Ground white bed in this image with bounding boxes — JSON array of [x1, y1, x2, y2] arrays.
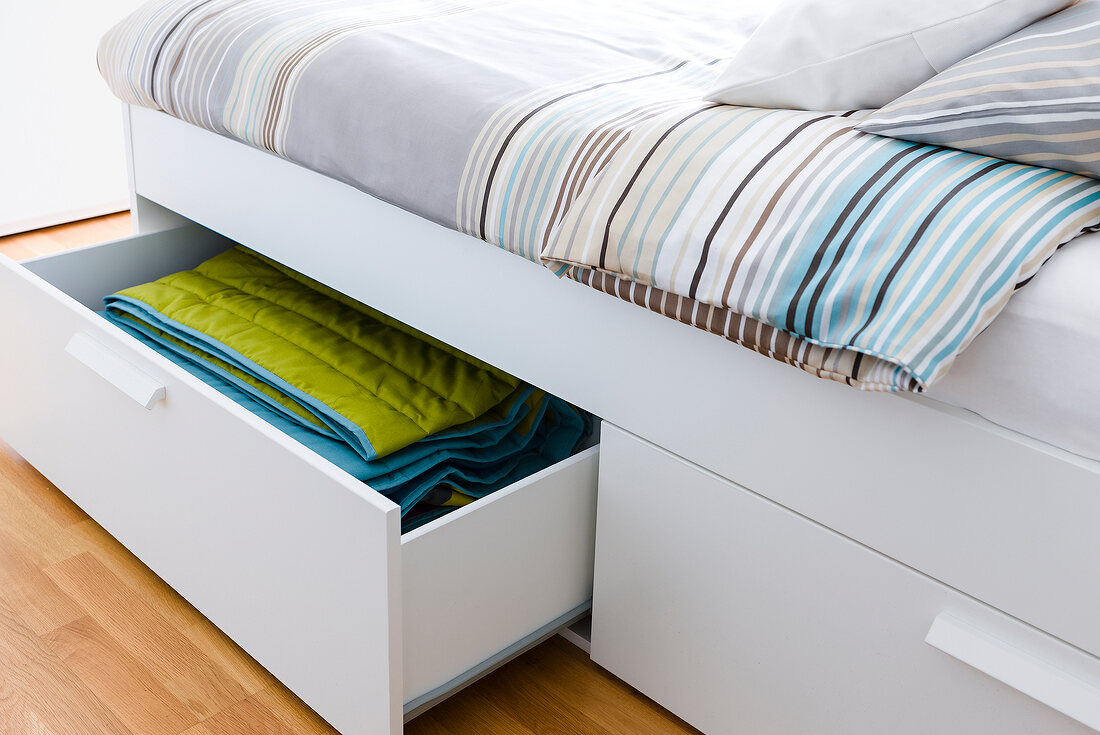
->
[[115, 106, 1100, 733], [26, 0, 1097, 731], [3, 86, 1100, 735]]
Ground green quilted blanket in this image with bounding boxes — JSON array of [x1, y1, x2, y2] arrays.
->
[[105, 246, 521, 461]]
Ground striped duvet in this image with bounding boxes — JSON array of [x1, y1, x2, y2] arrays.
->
[[99, 0, 1100, 392]]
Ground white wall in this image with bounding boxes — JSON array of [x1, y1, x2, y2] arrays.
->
[[0, 0, 145, 236]]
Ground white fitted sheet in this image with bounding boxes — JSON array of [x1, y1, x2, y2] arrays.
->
[[929, 230, 1100, 462]]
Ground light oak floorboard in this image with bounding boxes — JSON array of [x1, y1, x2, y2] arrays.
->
[[0, 594, 135, 735], [0, 214, 700, 734], [41, 616, 200, 734], [0, 212, 131, 261]]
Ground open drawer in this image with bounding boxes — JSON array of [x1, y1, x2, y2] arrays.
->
[[0, 225, 599, 735]]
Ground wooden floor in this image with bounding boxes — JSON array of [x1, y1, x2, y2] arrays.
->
[[0, 212, 132, 261], [0, 215, 700, 735]]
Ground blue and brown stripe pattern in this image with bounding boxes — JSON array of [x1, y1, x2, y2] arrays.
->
[[457, 56, 725, 261], [536, 107, 1100, 390], [565, 264, 922, 391]]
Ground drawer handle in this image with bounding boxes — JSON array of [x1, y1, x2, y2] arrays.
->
[[65, 332, 166, 410], [926, 614, 1100, 731]]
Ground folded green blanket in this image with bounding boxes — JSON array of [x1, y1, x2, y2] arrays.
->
[[105, 246, 521, 460], [103, 246, 588, 531]]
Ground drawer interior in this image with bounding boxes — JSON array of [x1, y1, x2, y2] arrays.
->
[[22, 224, 234, 311]]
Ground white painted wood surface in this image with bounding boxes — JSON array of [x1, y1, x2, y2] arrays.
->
[[592, 423, 1100, 735], [64, 332, 166, 409], [926, 614, 1100, 732], [0, 230, 402, 735], [0, 226, 602, 734], [402, 447, 598, 703], [125, 105, 1100, 661], [19, 224, 228, 309], [0, 2, 134, 235], [122, 107, 195, 236]]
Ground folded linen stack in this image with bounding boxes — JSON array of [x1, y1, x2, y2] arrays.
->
[[102, 246, 589, 531]]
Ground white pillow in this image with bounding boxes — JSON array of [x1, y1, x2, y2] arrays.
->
[[705, 0, 1073, 111]]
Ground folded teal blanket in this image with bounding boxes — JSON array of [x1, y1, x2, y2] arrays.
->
[[103, 247, 588, 531]]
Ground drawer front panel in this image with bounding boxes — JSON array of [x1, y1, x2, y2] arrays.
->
[[402, 446, 598, 705], [0, 235, 402, 735], [592, 424, 1100, 735]]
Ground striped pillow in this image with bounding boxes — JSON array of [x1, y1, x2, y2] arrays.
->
[[858, 0, 1100, 180]]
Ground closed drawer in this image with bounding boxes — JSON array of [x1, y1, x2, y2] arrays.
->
[[0, 226, 598, 735], [592, 424, 1100, 735]]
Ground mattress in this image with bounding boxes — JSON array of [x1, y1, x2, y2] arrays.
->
[[930, 230, 1100, 462]]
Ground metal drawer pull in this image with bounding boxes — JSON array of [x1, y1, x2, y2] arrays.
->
[[65, 332, 166, 410], [926, 614, 1100, 731]]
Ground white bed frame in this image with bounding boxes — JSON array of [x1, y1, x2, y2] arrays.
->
[[36, 104, 1100, 732]]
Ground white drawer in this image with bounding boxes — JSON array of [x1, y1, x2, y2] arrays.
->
[[0, 226, 598, 735], [592, 424, 1100, 735]]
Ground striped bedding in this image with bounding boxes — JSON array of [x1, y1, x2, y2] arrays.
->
[[539, 109, 1100, 389], [99, 0, 1100, 392]]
